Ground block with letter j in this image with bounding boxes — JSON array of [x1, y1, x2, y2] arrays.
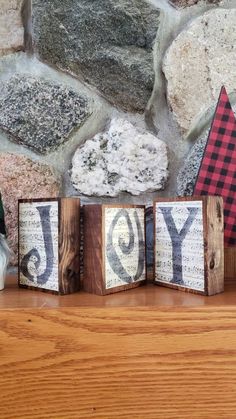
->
[[154, 196, 224, 295], [18, 198, 80, 295]]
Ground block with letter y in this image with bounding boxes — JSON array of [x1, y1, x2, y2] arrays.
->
[[154, 196, 224, 295]]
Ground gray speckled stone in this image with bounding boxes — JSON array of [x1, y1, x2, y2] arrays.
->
[[32, 0, 160, 112], [0, 75, 90, 154], [177, 131, 208, 196]]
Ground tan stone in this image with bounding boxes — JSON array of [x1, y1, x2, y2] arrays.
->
[[0, 153, 60, 262], [169, 0, 219, 8], [0, 0, 24, 55], [163, 8, 236, 133]]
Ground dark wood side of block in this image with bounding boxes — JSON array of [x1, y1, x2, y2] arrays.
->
[[58, 198, 80, 295], [225, 248, 236, 280], [83, 205, 104, 295], [18, 199, 21, 289], [101, 204, 147, 295], [205, 196, 224, 296]]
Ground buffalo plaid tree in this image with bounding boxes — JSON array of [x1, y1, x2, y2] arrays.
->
[[194, 86, 236, 246]]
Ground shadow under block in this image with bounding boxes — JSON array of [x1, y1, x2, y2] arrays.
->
[[83, 204, 146, 295], [154, 196, 224, 295], [18, 198, 80, 295]]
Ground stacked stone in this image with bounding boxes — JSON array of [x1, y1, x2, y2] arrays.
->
[[0, 0, 235, 259]]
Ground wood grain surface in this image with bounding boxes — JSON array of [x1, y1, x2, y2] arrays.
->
[[0, 306, 236, 418], [225, 247, 236, 279], [1, 275, 236, 309], [59, 198, 80, 294], [83, 205, 103, 295], [206, 196, 224, 295]]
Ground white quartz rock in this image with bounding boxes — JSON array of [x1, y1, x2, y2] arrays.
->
[[71, 118, 169, 197]]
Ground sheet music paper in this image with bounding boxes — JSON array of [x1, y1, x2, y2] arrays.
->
[[155, 201, 205, 291], [19, 201, 59, 291], [104, 207, 146, 290]]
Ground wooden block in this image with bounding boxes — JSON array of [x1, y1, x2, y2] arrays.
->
[[154, 196, 224, 295], [224, 248, 236, 280], [18, 198, 80, 295], [83, 204, 146, 295]]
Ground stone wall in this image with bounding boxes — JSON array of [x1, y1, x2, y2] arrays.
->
[[0, 0, 235, 257]]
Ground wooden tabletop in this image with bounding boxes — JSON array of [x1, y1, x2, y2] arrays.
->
[[1, 276, 236, 418], [1, 275, 236, 309]]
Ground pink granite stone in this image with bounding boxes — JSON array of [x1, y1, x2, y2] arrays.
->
[[0, 0, 24, 56], [0, 153, 60, 263]]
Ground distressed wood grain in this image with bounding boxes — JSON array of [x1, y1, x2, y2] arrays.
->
[[83, 204, 103, 295], [225, 248, 236, 279], [59, 198, 80, 294], [206, 196, 224, 295], [0, 306, 236, 418]]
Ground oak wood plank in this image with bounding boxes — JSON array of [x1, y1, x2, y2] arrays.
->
[[0, 306, 236, 418]]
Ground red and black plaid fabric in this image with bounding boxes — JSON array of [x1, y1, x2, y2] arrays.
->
[[194, 86, 236, 247]]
